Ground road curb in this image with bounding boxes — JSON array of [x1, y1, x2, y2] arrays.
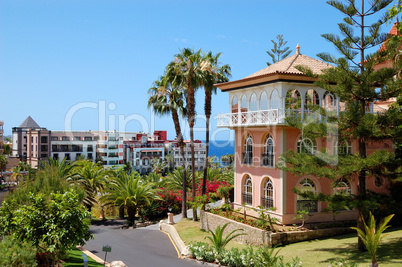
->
[[159, 222, 191, 258], [76, 245, 111, 266]]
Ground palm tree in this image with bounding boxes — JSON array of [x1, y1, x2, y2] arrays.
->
[[39, 157, 73, 180], [351, 212, 394, 267], [165, 154, 175, 171], [205, 223, 246, 252], [101, 172, 160, 226], [70, 160, 109, 211], [167, 48, 205, 221], [164, 166, 192, 191], [200, 51, 231, 196], [148, 75, 188, 218], [11, 166, 23, 185]]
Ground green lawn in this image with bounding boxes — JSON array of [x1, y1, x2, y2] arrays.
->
[[175, 220, 402, 266], [63, 248, 103, 267]]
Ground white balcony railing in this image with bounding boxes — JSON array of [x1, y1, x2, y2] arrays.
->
[[217, 109, 279, 127]]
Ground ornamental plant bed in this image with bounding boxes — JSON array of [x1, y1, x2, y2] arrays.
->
[[208, 207, 295, 232], [208, 207, 355, 233]]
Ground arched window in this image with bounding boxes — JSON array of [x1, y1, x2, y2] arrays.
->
[[334, 179, 352, 210], [259, 91, 268, 110], [241, 94, 248, 123], [297, 136, 316, 155], [231, 96, 238, 114], [243, 134, 253, 165], [243, 175, 253, 205], [305, 89, 319, 119], [241, 95, 248, 112], [305, 89, 320, 107], [262, 134, 274, 167], [323, 92, 335, 110], [286, 89, 301, 120], [250, 93, 258, 112], [334, 179, 352, 195], [374, 177, 385, 188], [285, 89, 301, 110], [262, 178, 274, 209], [334, 141, 351, 155], [271, 90, 280, 110], [297, 178, 318, 212]]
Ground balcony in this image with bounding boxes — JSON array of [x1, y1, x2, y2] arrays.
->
[[217, 108, 343, 127], [217, 109, 279, 127], [261, 153, 274, 167]]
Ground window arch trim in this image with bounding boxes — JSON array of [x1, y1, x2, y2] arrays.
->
[[261, 177, 274, 209], [262, 133, 274, 167], [242, 174, 253, 205]]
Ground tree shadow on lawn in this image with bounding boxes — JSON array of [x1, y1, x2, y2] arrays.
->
[[308, 233, 402, 265]]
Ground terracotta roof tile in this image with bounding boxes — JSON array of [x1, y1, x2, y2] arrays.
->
[[245, 46, 333, 79]]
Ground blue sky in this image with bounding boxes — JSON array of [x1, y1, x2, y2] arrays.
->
[[0, 0, 395, 140]]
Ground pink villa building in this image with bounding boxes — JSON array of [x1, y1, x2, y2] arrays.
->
[[216, 45, 392, 225]]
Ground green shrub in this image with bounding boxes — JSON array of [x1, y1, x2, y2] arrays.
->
[[188, 241, 302, 267], [216, 247, 243, 266], [188, 241, 216, 262], [0, 237, 37, 267]]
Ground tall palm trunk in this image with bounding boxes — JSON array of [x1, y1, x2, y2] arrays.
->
[[202, 90, 212, 196], [127, 206, 137, 227], [187, 83, 197, 221], [119, 205, 125, 219], [171, 109, 187, 218]]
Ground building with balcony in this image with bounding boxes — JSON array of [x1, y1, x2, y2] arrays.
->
[[51, 131, 97, 162], [171, 140, 206, 171], [93, 131, 125, 167], [216, 45, 392, 224], [124, 131, 168, 174]]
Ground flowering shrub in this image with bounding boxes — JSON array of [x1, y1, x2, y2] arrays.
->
[[140, 188, 182, 220], [188, 242, 216, 262], [216, 247, 243, 267], [187, 180, 232, 206]]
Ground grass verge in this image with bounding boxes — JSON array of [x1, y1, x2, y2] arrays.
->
[[63, 248, 104, 267], [174, 219, 248, 250], [175, 219, 402, 266]]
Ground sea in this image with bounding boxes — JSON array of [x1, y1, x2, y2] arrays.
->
[[205, 140, 235, 159]]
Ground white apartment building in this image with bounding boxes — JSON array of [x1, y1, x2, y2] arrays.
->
[[51, 131, 96, 162], [172, 140, 206, 171]]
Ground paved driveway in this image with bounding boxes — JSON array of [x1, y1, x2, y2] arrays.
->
[[83, 220, 201, 267]]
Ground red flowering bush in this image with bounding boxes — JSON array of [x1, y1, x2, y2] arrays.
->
[[140, 188, 182, 220]]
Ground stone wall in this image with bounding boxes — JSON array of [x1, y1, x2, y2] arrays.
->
[[200, 211, 354, 247]]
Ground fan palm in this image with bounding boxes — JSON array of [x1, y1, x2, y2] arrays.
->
[[70, 160, 110, 211], [148, 75, 188, 218], [101, 172, 160, 226], [200, 51, 231, 196], [167, 48, 205, 221]]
